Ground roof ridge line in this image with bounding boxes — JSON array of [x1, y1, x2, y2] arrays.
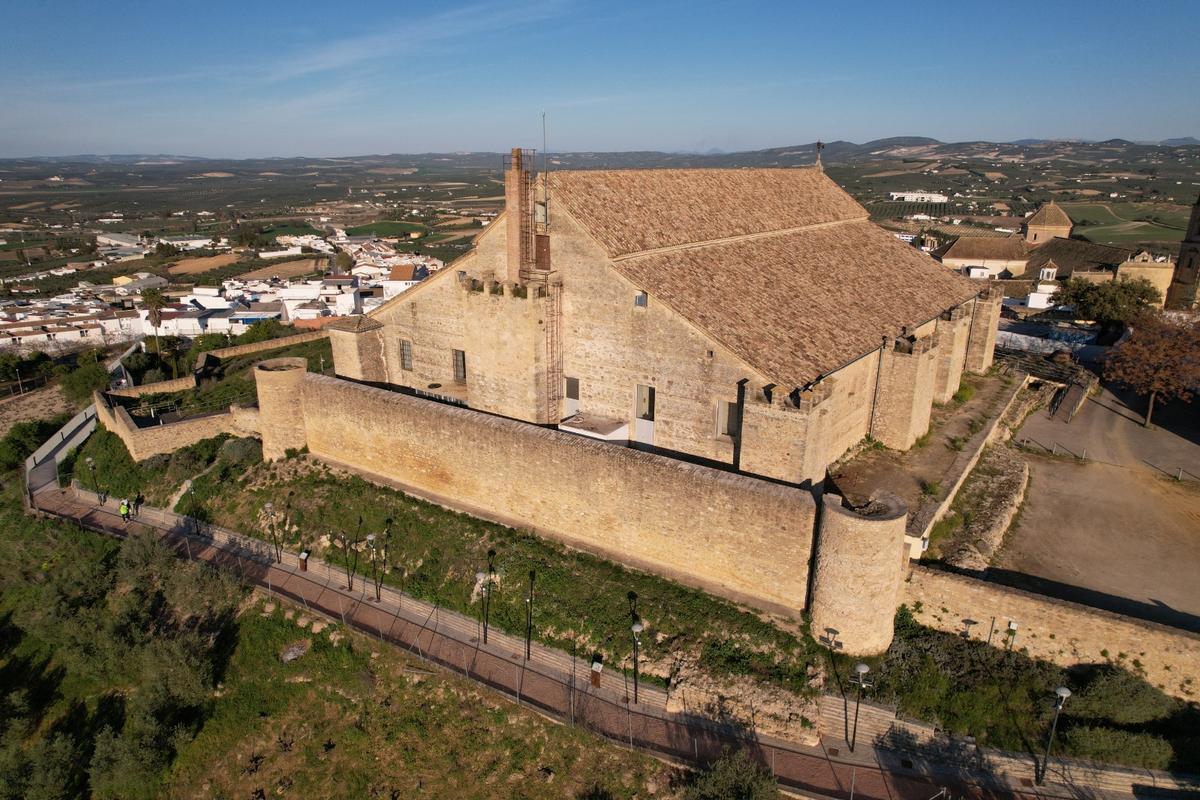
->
[[611, 216, 869, 262]]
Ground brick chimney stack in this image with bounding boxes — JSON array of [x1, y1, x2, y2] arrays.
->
[[505, 147, 530, 283]]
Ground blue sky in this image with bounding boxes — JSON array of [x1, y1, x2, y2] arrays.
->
[[2, 0, 1197, 157]]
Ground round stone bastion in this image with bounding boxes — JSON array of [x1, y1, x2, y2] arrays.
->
[[254, 357, 308, 460], [810, 492, 908, 656]]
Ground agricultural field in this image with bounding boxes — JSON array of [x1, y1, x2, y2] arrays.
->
[[345, 220, 428, 237], [1060, 201, 1190, 247], [238, 257, 326, 280], [167, 252, 240, 276]]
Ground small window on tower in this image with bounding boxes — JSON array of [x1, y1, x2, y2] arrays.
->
[[634, 291, 648, 308], [399, 339, 413, 371], [452, 349, 466, 383]]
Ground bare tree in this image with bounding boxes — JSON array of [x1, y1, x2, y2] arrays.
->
[[1105, 312, 1200, 427]]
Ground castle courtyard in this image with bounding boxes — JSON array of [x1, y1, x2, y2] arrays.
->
[[996, 386, 1200, 632]]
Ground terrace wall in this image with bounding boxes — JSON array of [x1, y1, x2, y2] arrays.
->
[[93, 390, 258, 461]]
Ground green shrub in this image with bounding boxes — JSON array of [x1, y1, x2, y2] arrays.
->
[[1062, 726, 1172, 770], [684, 749, 778, 800], [1069, 665, 1173, 724], [58, 360, 110, 405], [0, 414, 70, 471], [952, 383, 976, 405]]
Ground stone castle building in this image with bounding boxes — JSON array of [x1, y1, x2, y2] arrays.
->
[[254, 151, 1005, 655], [327, 149, 1001, 487], [1167, 193, 1200, 310]]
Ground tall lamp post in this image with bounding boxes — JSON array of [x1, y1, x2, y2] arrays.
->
[[849, 662, 873, 753], [84, 456, 100, 503], [631, 617, 644, 705], [524, 569, 535, 660], [476, 549, 496, 645], [263, 502, 282, 563], [1038, 686, 1071, 785], [366, 534, 380, 601]]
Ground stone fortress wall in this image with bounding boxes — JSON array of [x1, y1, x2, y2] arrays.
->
[[93, 389, 259, 460], [255, 359, 907, 641], [905, 566, 1200, 701]]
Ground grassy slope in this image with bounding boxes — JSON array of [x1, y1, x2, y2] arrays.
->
[[167, 602, 672, 799], [0, 475, 675, 799]]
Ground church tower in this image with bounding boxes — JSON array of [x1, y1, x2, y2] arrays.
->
[[1166, 193, 1200, 310]]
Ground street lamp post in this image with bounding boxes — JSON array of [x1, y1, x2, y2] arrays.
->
[[84, 456, 100, 503], [631, 617, 644, 705], [1038, 686, 1071, 785], [478, 549, 496, 645], [524, 569, 535, 661], [263, 502, 282, 563], [849, 662, 873, 753], [366, 534, 379, 601]]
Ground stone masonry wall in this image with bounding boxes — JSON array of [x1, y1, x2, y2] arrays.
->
[[108, 374, 197, 397], [202, 330, 328, 363], [461, 282, 553, 423], [810, 494, 908, 654], [932, 309, 970, 404], [557, 210, 774, 467], [965, 288, 1002, 374], [94, 391, 255, 461], [871, 338, 937, 450], [905, 566, 1200, 701], [295, 373, 818, 617]]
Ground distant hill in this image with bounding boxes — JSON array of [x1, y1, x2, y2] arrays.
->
[[1161, 137, 1200, 146]]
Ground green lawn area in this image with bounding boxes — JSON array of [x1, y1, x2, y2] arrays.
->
[[345, 220, 428, 237]]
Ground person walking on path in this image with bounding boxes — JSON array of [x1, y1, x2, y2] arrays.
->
[[119, 499, 130, 523], [133, 492, 144, 517]]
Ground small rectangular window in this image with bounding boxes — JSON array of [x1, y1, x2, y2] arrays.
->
[[634, 291, 648, 308], [565, 377, 579, 400], [400, 339, 413, 371], [717, 400, 741, 437], [636, 384, 655, 421], [452, 349, 466, 383]]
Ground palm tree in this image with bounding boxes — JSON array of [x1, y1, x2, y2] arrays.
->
[[141, 288, 167, 355]]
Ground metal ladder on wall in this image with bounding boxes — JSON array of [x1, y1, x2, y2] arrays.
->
[[543, 283, 563, 424]]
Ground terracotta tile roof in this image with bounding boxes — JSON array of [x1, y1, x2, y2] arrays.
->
[[549, 167, 867, 258], [934, 235, 1029, 262], [615, 219, 981, 388], [388, 264, 419, 282], [1026, 202, 1072, 229], [1026, 237, 1131, 276]]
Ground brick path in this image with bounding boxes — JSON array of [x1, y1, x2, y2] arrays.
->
[[33, 484, 1165, 800]]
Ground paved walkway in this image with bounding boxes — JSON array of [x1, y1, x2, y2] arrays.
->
[[33, 484, 1192, 800]]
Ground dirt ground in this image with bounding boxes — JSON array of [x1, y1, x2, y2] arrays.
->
[[996, 386, 1200, 631], [831, 371, 1015, 514], [167, 252, 239, 275], [238, 257, 325, 280], [994, 457, 1200, 630], [0, 384, 73, 437]]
